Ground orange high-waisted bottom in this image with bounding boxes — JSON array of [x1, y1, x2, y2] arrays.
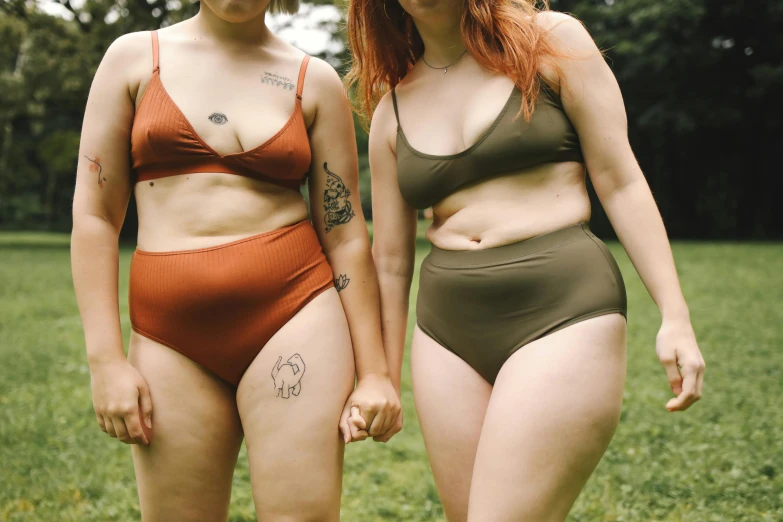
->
[[129, 220, 334, 385]]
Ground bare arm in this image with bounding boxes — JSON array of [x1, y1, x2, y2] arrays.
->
[[543, 13, 705, 411], [368, 93, 418, 394], [304, 59, 401, 442], [71, 32, 153, 444]]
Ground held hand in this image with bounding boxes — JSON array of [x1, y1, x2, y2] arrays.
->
[[656, 318, 705, 412], [338, 373, 401, 444], [372, 406, 402, 443], [90, 359, 153, 445]]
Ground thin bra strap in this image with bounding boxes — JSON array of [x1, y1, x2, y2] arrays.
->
[[151, 30, 160, 73], [296, 55, 311, 100], [391, 88, 401, 127]]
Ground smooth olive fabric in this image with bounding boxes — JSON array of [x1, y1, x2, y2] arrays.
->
[[393, 84, 583, 209], [416, 223, 627, 384]]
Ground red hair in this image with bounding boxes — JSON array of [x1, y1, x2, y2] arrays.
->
[[345, 0, 563, 127]]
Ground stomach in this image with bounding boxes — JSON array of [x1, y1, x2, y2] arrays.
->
[[426, 161, 592, 251], [134, 173, 309, 252]]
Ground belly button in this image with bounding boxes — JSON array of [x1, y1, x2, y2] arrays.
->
[[470, 237, 482, 244]]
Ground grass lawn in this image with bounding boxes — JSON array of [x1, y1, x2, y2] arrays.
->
[[1, 226, 781, 521]]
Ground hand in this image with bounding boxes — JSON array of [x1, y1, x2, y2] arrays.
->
[[339, 373, 401, 444], [656, 318, 705, 412], [372, 406, 402, 443], [90, 359, 153, 445]]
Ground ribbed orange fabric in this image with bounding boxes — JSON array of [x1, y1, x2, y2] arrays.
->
[[128, 220, 334, 385], [130, 31, 312, 190]]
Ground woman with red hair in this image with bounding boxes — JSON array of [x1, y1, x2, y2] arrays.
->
[[346, 0, 705, 519]]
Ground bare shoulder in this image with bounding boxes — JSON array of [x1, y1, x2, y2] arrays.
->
[[369, 91, 397, 156], [536, 11, 600, 54], [95, 31, 155, 99], [302, 56, 345, 98], [103, 31, 154, 69]]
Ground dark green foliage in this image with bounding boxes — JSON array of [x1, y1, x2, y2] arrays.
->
[[0, 0, 780, 237], [551, 0, 783, 238]]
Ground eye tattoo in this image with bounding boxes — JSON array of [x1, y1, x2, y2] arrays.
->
[[208, 113, 228, 125], [261, 71, 295, 91], [334, 274, 350, 292], [271, 354, 306, 399], [322, 162, 355, 233], [83, 155, 104, 188]]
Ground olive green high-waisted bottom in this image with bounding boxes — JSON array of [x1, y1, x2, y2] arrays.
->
[[417, 222, 627, 384]]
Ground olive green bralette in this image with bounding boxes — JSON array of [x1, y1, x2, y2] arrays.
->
[[393, 84, 584, 209]]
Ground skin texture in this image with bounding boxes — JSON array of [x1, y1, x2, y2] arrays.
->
[[368, 1, 705, 520], [70, 0, 400, 518]]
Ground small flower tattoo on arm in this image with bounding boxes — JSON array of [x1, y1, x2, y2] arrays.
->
[[334, 274, 350, 292], [83, 155, 105, 188]]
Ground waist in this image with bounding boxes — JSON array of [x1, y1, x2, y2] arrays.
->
[[133, 219, 317, 256], [425, 221, 595, 269], [427, 179, 591, 250], [134, 178, 309, 252]]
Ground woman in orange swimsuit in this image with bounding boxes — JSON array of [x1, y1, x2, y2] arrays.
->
[[71, 0, 400, 519]]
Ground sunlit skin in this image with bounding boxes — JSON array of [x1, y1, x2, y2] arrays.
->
[[70, 0, 400, 519], [365, 0, 705, 520]]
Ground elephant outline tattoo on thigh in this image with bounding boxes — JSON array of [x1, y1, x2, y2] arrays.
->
[[271, 354, 306, 399]]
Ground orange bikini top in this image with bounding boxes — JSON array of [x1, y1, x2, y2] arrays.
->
[[131, 31, 312, 190]]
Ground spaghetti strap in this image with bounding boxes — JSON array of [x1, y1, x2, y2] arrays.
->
[[151, 31, 159, 73], [296, 55, 311, 100], [391, 88, 401, 127]]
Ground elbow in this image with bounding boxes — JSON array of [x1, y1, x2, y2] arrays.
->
[[373, 248, 415, 281], [591, 168, 647, 204], [71, 211, 122, 242], [322, 233, 371, 258]]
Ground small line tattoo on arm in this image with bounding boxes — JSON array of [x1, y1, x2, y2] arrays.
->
[[83, 155, 105, 188], [334, 274, 350, 292], [208, 113, 228, 125], [261, 71, 295, 91], [271, 354, 306, 399], [323, 162, 355, 233]]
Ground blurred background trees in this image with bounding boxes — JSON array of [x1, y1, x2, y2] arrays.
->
[[0, 0, 780, 238]]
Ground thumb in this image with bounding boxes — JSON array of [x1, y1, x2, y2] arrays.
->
[[138, 382, 153, 429], [349, 406, 367, 430], [339, 404, 352, 444], [660, 352, 683, 395]]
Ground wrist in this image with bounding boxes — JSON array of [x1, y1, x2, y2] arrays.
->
[[356, 370, 391, 382], [86, 347, 126, 370], [659, 300, 690, 323]]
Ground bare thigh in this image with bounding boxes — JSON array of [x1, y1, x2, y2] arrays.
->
[[467, 314, 627, 522], [411, 326, 493, 522], [236, 288, 355, 522], [128, 332, 244, 522]]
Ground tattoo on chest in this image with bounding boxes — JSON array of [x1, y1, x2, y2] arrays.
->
[[83, 155, 105, 188], [322, 162, 355, 233], [208, 113, 228, 125], [334, 274, 350, 292], [271, 354, 306, 399], [261, 71, 295, 91]]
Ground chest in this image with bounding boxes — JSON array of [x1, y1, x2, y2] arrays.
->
[[142, 47, 302, 157], [395, 77, 517, 157]]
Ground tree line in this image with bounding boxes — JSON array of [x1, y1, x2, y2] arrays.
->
[[1, 0, 780, 239]]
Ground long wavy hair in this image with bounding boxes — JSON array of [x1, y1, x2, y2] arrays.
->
[[345, 0, 563, 127]]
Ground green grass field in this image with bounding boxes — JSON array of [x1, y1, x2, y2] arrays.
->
[[1, 228, 781, 521]]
